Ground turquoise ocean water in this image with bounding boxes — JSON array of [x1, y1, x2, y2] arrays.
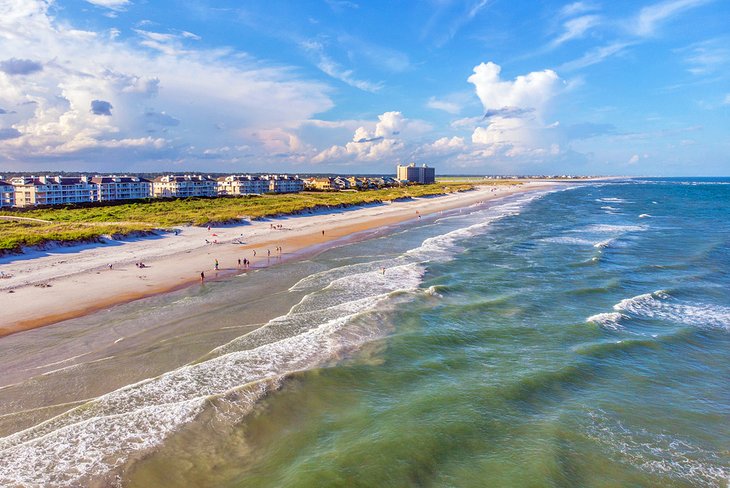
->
[[1, 179, 728, 487]]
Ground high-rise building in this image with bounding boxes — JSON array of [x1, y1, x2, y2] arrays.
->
[[397, 163, 435, 184]]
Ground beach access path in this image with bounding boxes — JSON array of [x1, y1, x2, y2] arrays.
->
[[0, 183, 553, 336]]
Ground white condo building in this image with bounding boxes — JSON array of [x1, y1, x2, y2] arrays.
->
[[217, 175, 270, 195], [91, 176, 152, 201], [266, 175, 305, 193], [152, 175, 217, 198], [10, 176, 98, 207]]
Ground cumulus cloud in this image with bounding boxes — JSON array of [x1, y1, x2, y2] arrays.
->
[[90, 100, 113, 116], [418, 136, 466, 157], [468, 62, 560, 116], [313, 111, 428, 164], [0, 58, 43, 75], [466, 61, 562, 159], [0, 0, 333, 168]]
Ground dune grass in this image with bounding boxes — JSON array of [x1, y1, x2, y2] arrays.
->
[[0, 183, 485, 252]]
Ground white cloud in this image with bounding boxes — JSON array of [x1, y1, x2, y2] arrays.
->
[[426, 97, 462, 114], [559, 41, 634, 71], [312, 111, 429, 164], [466, 61, 563, 160], [723, 94, 730, 105], [0, 0, 333, 167], [551, 15, 601, 47], [84, 0, 130, 10], [559, 2, 599, 18], [467, 62, 560, 116], [300, 40, 383, 93], [633, 0, 712, 37], [679, 38, 730, 75], [628, 154, 640, 164]]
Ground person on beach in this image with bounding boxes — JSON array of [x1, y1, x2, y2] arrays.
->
[[322, 230, 325, 236], [253, 250, 257, 257], [267, 249, 271, 257], [200, 271, 205, 282], [238, 258, 241, 267], [214, 259, 219, 270], [108, 263, 113, 270], [381, 267, 386, 275]]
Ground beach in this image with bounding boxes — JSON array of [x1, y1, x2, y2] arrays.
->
[[0, 183, 546, 337]]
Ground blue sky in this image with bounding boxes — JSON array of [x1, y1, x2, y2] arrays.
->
[[0, 0, 728, 175]]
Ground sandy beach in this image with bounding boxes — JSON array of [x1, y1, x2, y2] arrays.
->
[[0, 183, 553, 337]]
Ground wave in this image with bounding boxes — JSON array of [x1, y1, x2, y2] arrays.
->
[[593, 238, 616, 249], [593, 290, 730, 331], [585, 410, 729, 487], [0, 260, 425, 487], [586, 312, 625, 330], [290, 192, 542, 293], [639, 214, 651, 218], [579, 224, 645, 233], [596, 197, 629, 203]]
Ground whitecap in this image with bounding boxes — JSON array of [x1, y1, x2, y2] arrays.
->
[[586, 312, 625, 330], [613, 290, 730, 331]]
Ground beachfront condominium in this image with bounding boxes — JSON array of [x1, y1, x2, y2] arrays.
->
[[0, 180, 14, 207], [152, 175, 217, 198], [397, 163, 436, 184], [267, 175, 305, 193], [91, 176, 153, 201], [216, 175, 304, 195], [217, 175, 269, 195], [9, 176, 98, 207]]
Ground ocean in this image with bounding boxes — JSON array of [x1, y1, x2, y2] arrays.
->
[[0, 179, 728, 487]]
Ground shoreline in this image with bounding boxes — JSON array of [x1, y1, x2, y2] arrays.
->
[[0, 183, 556, 337]]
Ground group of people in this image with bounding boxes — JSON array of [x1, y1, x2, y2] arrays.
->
[[134, 262, 147, 268], [270, 223, 286, 230]]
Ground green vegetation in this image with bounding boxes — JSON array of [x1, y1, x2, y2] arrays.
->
[[0, 183, 477, 253]]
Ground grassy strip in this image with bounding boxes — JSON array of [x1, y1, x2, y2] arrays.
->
[[0, 183, 486, 253]]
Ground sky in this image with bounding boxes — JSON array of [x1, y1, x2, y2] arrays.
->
[[0, 0, 728, 175]]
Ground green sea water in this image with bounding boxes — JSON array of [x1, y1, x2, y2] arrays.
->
[[1, 180, 728, 487]]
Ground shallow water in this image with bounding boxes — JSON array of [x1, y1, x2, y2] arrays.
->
[[1, 180, 728, 487]]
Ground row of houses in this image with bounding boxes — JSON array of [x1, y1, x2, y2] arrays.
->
[[304, 176, 402, 191], [0, 163, 436, 208], [0, 174, 306, 208], [0, 173, 404, 208]]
